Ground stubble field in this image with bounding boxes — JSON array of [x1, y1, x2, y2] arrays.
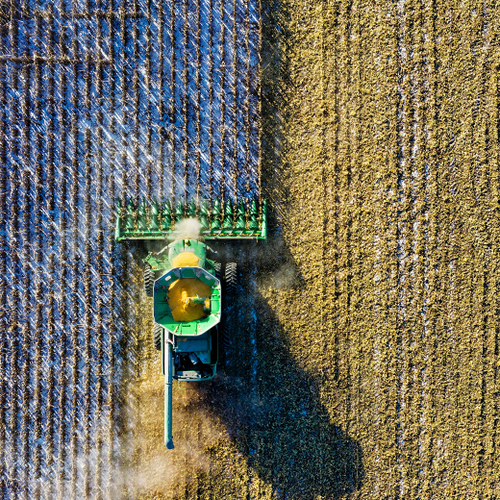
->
[[2, 0, 500, 499]]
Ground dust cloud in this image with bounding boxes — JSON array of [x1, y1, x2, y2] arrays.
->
[[115, 356, 226, 499], [119, 413, 221, 497], [170, 218, 202, 241]]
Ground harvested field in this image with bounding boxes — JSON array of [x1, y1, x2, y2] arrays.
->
[[260, 0, 500, 497], [2, 0, 500, 499]]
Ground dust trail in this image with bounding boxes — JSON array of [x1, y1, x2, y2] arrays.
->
[[253, 235, 298, 290]]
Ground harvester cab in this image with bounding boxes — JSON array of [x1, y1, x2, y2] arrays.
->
[[115, 198, 266, 448]]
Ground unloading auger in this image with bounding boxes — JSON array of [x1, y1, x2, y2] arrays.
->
[[115, 197, 266, 448]]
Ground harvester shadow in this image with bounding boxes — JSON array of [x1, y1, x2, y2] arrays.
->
[[201, 238, 364, 500]]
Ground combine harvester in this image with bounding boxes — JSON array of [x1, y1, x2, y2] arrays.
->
[[115, 198, 266, 448]]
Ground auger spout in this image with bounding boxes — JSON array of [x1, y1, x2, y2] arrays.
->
[[165, 335, 174, 449]]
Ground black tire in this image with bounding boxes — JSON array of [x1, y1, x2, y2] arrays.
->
[[153, 323, 162, 351], [144, 264, 154, 297], [214, 261, 222, 281], [225, 262, 237, 293], [221, 262, 237, 349]]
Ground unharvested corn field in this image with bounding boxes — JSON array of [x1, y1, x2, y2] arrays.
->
[[1, 0, 500, 499]]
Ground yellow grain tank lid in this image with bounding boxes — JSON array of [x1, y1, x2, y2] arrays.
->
[[172, 251, 199, 267]]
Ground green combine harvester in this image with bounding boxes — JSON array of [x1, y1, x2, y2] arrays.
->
[[115, 198, 266, 448]]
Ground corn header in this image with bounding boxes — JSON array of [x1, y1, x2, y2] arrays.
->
[[115, 197, 266, 448], [115, 198, 267, 241]]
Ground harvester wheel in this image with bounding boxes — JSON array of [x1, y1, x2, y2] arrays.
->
[[225, 262, 237, 292], [144, 264, 154, 297], [221, 262, 237, 350], [153, 323, 162, 351], [214, 261, 222, 281]]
